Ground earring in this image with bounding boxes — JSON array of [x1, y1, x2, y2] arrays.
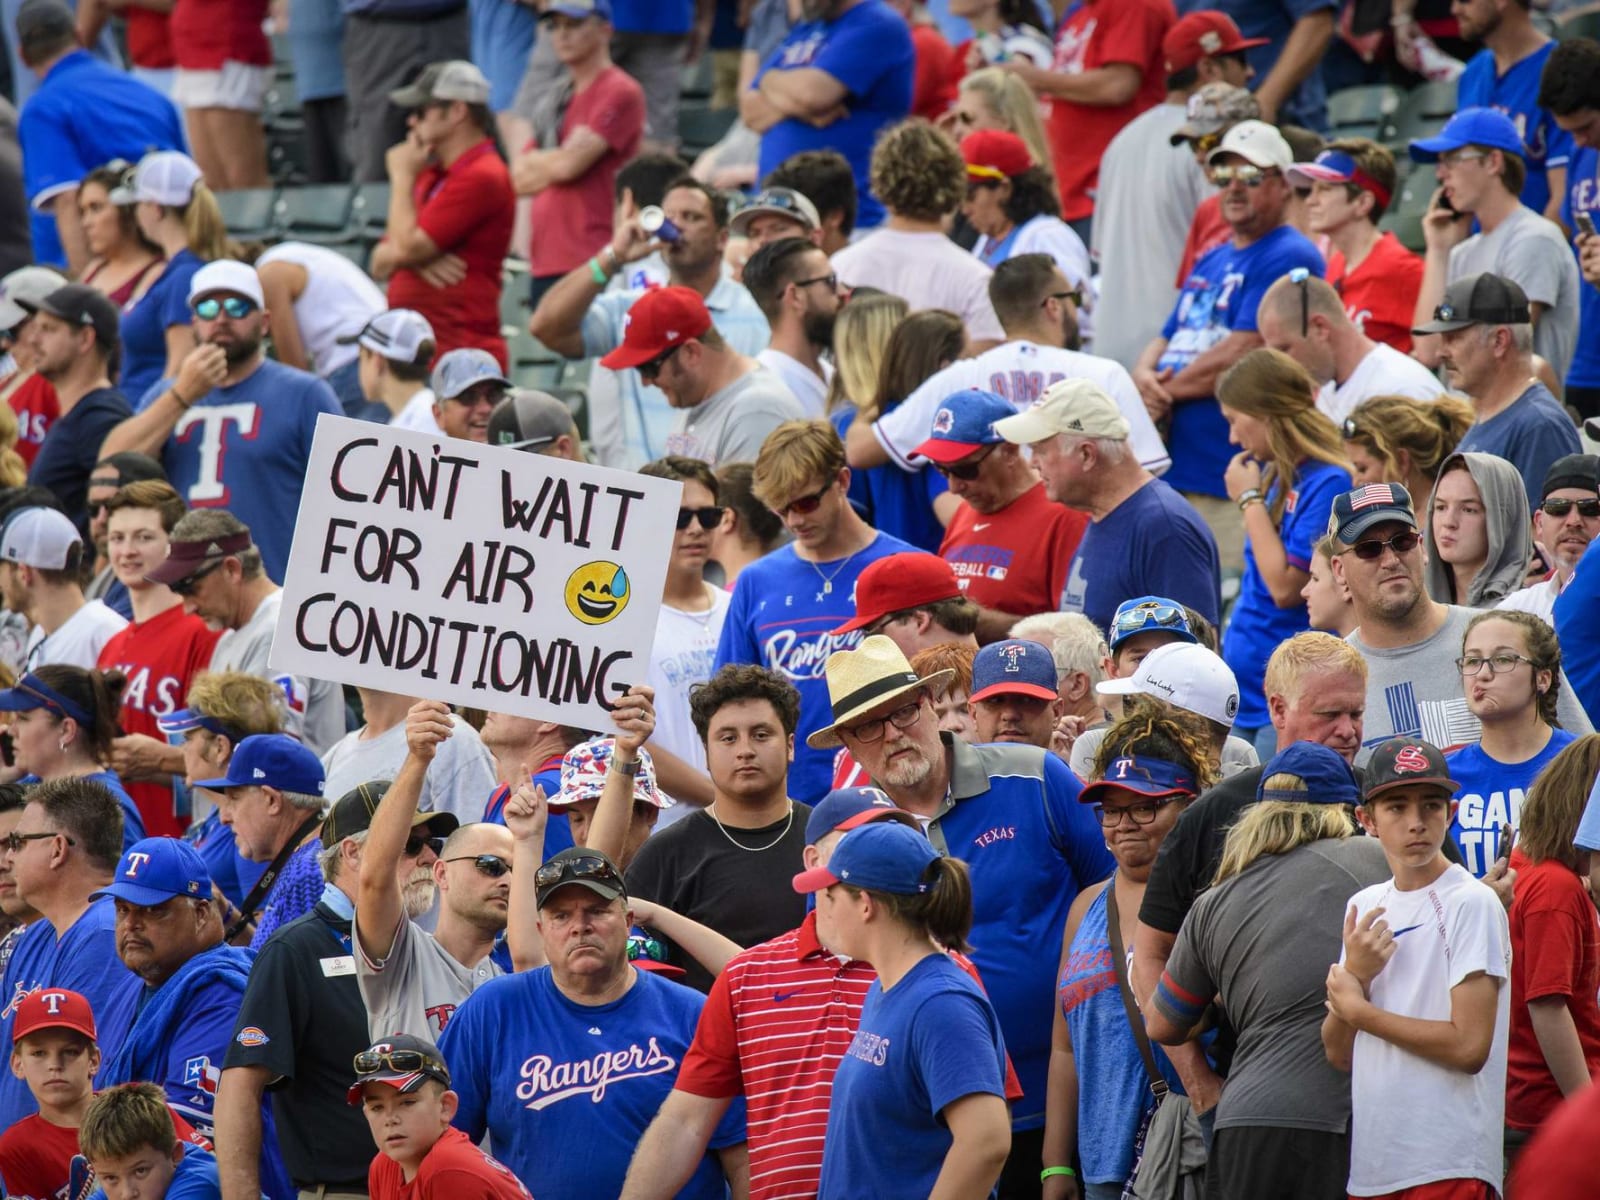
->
[[57, 739, 67, 752]]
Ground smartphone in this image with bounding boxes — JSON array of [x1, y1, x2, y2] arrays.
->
[[1437, 190, 1466, 219], [1495, 824, 1517, 863], [1578, 211, 1598, 239]]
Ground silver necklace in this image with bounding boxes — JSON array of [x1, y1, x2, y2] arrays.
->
[[808, 546, 863, 595], [706, 801, 795, 852]]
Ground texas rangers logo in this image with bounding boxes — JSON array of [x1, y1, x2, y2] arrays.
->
[[1393, 745, 1432, 774], [932, 407, 955, 434], [998, 643, 1030, 672], [38, 990, 68, 1015], [122, 851, 152, 878], [184, 1054, 220, 1095]]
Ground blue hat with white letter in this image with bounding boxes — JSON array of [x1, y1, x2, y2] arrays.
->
[[93, 837, 212, 907]]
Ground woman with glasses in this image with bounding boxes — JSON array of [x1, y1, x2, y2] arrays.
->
[[1340, 392, 1474, 516], [1216, 348, 1352, 757], [1045, 706, 1215, 1200], [1443, 611, 1575, 879], [1423, 452, 1531, 608], [77, 164, 163, 309], [0, 666, 145, 851]]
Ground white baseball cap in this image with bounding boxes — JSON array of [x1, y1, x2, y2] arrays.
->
[[1206, 120, 1294, 171], [0, 266, 67, 329], [188, 261, 266, 309], [0, 507, 82, 571], [109, 151, 203, 208], [1097, 642, 1241, 728], [992, 378, 1131, 447], [337, 309, 436, 363]]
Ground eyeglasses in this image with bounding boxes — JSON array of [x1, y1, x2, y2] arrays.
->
[[1540, 498, 1600, 519], [769, 482, 833, 519], [1209, 165, 1279, 188], [1111, 601, 1189, 638], [1457, 653, 1536, 676], [933, 444, 997, 482], [352, 1047, 448, 1078], [3, 830, 73, 854], [676, 505, 726, 531], [168, 560, 223, 598], [792, 273, 838, 293], [1343, 530, 1421, 560], [403, 834, 444, 858], [1042, 289, 1084, 311], [445, 854, 512, 878], [637, 344, 682, 384], [842, 700, 922, 744], [1093, 800, 1172, 828], [192, 296, 256, 321], [534, 853, 625, 894], [862, 611, 911, 638], [1439, 149, 1489, 168], [1289, 267, 1311, 338]]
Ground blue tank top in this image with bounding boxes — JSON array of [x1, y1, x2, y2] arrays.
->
[[1058, 883, 1188, 1186]]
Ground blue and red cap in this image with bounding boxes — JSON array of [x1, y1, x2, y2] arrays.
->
[[1109, 595, 1197, 652], [1328, 482, 1416, 545], [628, 927, 685, 978], [157, 707, 239, 739], [1080, 756, 1199, 808], [93, 836, 212, 907], [804, 786, 919, 844], [1286, 149, 1392, 210], [1409, 107, 1525, 164], [969, 638, 1059, 703], [792, 820, 939, 895], [193, 733, 326, 795], [911, 388, 1013, 465], [0, 671, 94, 727]]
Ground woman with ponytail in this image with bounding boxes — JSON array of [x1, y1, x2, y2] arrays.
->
[[1340, 392, 1475, 516], [0, 665, 145, 849], [794, 821, 1011, 1199]]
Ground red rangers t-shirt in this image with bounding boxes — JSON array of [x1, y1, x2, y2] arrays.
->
[[368, 1126, 531, 1200], [6, 373, 57, 469], [1326, 231, 1425, 354], [98, 602, 222, 837], [0, 1106, 208, 1200], [940, 483, 1086, 616]]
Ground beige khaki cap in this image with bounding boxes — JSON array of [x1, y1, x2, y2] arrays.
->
[[992, 379, 1131, 446]]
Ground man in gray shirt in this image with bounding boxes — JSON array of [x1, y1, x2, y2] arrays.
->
[[600, 284, 802, 466], [1328, 482, 1591, 754]]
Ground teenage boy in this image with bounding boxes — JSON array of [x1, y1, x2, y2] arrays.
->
[[348, 1033, 530, 1199], [79, 1082, 220, 1200], [1321, 736, 1510, 1199]]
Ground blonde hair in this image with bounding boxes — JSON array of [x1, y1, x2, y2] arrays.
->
[[1216, 349, 1351, 523], [1342, 393, 1471, 485], [184, 671, 287, 739], [959, 69, 1057, 190], [1518, 734, 1600, 870], [1262, 631, 1368, 706], [79, 1083, 176, 1162], [1213, 799, 1355, 885], [828, 291, 909, 414], [0, 402, 26, 488], [752, 419, 846, 508], [178, 182, 229, 262]]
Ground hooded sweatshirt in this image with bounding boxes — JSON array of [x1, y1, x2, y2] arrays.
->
[[1424, 452, 1531, 608]]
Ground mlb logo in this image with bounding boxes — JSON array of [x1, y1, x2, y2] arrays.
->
[[985, 565, 1007, 580]]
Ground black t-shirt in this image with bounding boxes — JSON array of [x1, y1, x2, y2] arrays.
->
[[625, 804, 813, 993], [223, 901, 373, 1190], [26, 385, 131, 528]]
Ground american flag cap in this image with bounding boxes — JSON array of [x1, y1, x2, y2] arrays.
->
[[1329, 482, 1416, 544]]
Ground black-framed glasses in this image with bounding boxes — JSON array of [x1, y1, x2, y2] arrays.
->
[[1343, 530, 1420, 560], [445, 854, 512, 878], [862, 610, 911, 638], [3, 830, 73, 854], [933, 444, 998, 482], [192, 296, 256, 321], [1210, 165, 1279, 188], [447, 385, 501, 409], [1093, 800, 1171, 828], [535, 853, 625, 893], [1289, 267, 1311, 338], [842, 700, 922, 744], [1112, 601, 1188, 638], [769, 482, 832, 519], [168, 560, 223, 598], [792, 273, 837, 293], [403, 834, 444, 859], [1541, 498, 1600, 519], [1457, 653, 1536, 676], [676, 506, 726, 531], [353, 1047, 447, 1077], [1042, 289, 1084, 310], [637, 344, 682, 384]]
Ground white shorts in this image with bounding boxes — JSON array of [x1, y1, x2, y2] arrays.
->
[[172, 61, 272, 113]]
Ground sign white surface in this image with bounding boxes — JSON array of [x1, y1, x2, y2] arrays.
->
[[271, 416, 680, 729]]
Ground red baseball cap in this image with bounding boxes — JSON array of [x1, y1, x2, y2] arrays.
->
[[13, 988, 97, 1044], [598, 286, 713, 371], [832, 553, 962, 634], [960, 129, 1033, 181], [1162, 12, 1268, 74]]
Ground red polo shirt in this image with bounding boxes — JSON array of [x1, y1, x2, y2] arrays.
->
[[388, 139, 516, 368]]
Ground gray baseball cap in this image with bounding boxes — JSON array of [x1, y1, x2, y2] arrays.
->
[[0, 266, 67, 329], [431, 348, 511, 400], [487, 390, 577, 452], [390, 61, 492, 108]]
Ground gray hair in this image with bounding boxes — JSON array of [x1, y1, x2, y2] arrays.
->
[[281, 789, 325, 813], [1481, 322, 1534, 354], [319, 828, 367, 881], [1009, 612, 1108, 685], [1061, 433, 1128, 464]]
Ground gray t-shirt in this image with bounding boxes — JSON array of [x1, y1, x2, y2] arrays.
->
[[356, 910, 502, 1042], [1158, 837, 1390, 1133], [1349, 604, 1592, 756], [211, 589, 347, 755], [321, 716, 497, 822], [1447, 205, 1581, 383], [664, 364, 804, 466]]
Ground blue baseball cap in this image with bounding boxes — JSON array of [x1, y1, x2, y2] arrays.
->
[[792, 820, 939, 895], [543, 0, 612, 18], [431, 347, 511, 401], [0, 671, 95, 727], [1409, 107, 1525, 163], [1080, 755, 1199, 808], [1328, 482, 1417, 545], [911, 388, 1013, 465], [1257, 741, 1359, 806], [193, 734, 326, 796], [804, 786, 919, 844], [1109, 595, 1198, 651], [93, 837, 212, 907], [969, 638, 1059, 703]]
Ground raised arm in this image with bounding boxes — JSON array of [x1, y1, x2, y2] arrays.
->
[[622, 1090, 738, 1200], [504, 768, 550, 971], [628, 898, 743, 978], [586, 685, 657, 863]]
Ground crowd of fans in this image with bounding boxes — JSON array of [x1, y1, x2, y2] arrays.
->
[[0, 0, 1595, 1199]]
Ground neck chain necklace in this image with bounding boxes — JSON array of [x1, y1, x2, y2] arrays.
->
[[808, 545, 864, 595], [706, 800, 794, 851]]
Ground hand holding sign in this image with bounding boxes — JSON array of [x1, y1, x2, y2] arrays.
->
[[405, 699, 455, 763], [612, 685, 656, 756]]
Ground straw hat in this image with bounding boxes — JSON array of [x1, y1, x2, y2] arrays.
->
[[806, 635, 954, 751]]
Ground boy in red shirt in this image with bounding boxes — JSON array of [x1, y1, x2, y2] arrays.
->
[[349, 1033, 531, 1199]]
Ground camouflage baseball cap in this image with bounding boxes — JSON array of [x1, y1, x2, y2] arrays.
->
[[1168, 83, 1261, 146]]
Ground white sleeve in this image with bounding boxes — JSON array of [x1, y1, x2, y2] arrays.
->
[[1445, 882, 1511, 989], [1020, 219, 1092, 290], [873, 363, 974, 471], [1103, 362, 1171, 475]]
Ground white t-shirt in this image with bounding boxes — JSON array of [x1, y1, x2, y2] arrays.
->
[[832, 229, 1004, 342], [872, 340, 1169, 475], [645, 584, 731, 829], [256, 242, 386, 377], [322, 715, 497, 823], [392, 388, 443, 435], [1495, 574, 1563, 623], [1320, 342, 1445, 426], [757, 348, 832, 418], [1342, 863, 1510, 1196], [24, 600, 127, 670]]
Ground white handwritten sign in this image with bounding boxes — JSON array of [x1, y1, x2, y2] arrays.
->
[[270, 416, 680, 729]]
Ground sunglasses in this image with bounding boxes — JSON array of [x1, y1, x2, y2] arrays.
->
[[676, 506, 726, 531], [933, 444, 997, 482], [1343, 530, 1420, 560], [445, 854, 512, 878], [192, 296, 256, 321], [535, 853, 625, 893], [353, 1047, 448, 1078], [1438, 149, 1489, 168], [3, 830, 73, 854], [637, 344, 682, 384], [1289, 267, 1311, 338], [1042, 289, 1084, 311], [792, 273, 837, 294], [168, 560, 223, 598], [769, 482, 832, 519], [627, 931, 670, 964], [1192, 131, 1223, 155], [842, 699, 922, 745], [1112, 601, 1189, 638], [1540, 498, 1600, 519], [1210, 165, 1279, 188], [1340, 417, 1362, 440], [403, 834, 444, 858]]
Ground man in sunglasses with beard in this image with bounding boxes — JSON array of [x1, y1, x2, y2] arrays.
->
[[1499, 454, 1600, 623], [355, 699, 516, 1046]]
